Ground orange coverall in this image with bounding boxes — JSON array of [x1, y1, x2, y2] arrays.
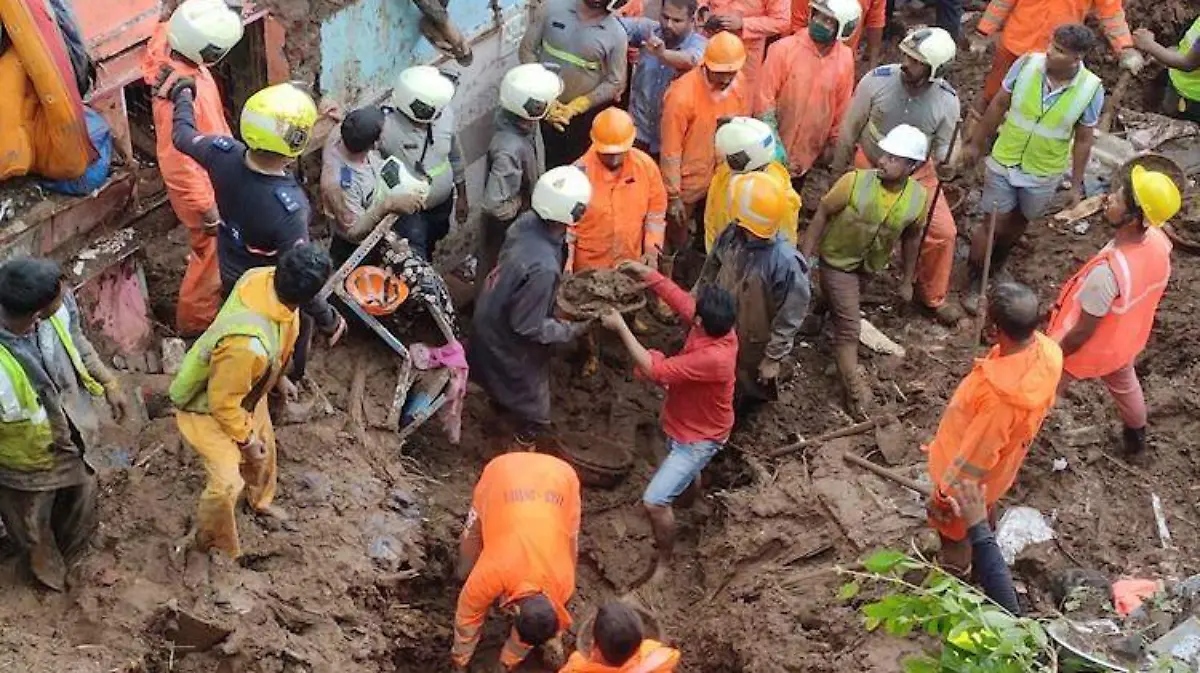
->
[[702, 0, 790, 91], [569, 147, 667, 272], [756, 32, 855, 177], [141, 24, 231, 336], [791, 0, 886, 52], [660, 68, 751, 207], [452, 453, 581, 670], [559, 640, 682, 672], [925, 332, 1062, 541]]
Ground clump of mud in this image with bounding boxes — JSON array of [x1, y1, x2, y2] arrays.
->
[[557, 269, 647, 319]]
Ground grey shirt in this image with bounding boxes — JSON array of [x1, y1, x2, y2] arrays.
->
[[836, 64, 961, 168], [481, 111, 545, 222], [320, 127, 383, 242], [378, 106, 465, 209], [519, 0, 628, 106]]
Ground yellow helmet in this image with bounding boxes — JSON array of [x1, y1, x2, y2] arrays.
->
[[1130, 165, 1182, 227], [730, 172, 787, 239], [240, 83, 318, 158]]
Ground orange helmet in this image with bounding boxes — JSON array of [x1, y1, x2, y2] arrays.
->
[[729, 172, 787, 239], [704, 31, 747, 73], [590, 107, 636, 153], [345, 266, 409, 316]]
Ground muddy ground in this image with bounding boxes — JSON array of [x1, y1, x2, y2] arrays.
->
[[5, 3, 1200, 672]]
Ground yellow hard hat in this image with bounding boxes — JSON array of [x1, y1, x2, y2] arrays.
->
[[240, 83, 318, 158], [730, 172, 787, 239], [1130, 165, 1182, 227]]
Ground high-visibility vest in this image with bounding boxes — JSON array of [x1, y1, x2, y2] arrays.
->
[[992, 54, 1102, 177], [819, 169, 926, 274], [1168, 17, 1200, 103], [1048, 228, 1172, 379], [169, 268, 287, 413], [0, 305, 104, 472]]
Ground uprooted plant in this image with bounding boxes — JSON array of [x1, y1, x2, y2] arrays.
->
[[837, 549, 1057, 673]]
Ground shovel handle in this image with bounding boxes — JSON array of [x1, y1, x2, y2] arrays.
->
[[842, 452, 932, 496]]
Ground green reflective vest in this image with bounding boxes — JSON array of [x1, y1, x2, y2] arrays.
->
[[992, 54, 1102, 177], [820, 169, 927, 274], [1168, 17, 1200, 103], [169, 270, 286, 414]]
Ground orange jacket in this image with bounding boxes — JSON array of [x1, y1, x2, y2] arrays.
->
[[452, 453, 581, 668], [756, 33, 855, 176], [703, 0, 790, 90], [570, 147, 667, 272], [141, 24, 230, 215], [977, 0, 1133, 56], [660, 68, 752, 204], [925, 332, 1062, 540], [1047, 228, 1171, 380], [791, 0, 887, 50], [560, 640, 682, 673]]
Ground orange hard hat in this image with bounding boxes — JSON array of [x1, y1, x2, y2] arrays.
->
[[345, 266, 409, 316], [729, 172, 787, 239], [590, 107, 636, 153], [704, 31, 747, 73]]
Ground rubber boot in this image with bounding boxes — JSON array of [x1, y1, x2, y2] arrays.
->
[[834, 343, 870, 420], [961, 265, 984, 316], [1122, 426, 1147, 456]]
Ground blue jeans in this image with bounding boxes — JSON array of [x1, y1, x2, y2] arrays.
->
[[643, 438, 722, 507]]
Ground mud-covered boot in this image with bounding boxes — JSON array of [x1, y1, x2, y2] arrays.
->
[[834, 344, 870, 420], [1122, 426, 1147, 456], [961, 267, 984, 316], [932, 301, 967, 327]]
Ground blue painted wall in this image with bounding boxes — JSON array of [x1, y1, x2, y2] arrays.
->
[[319, 0, 523, 104]]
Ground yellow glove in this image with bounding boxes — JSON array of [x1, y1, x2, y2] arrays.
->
[[546, 96, 591, 131]]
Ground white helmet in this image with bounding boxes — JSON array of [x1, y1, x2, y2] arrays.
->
[[813, 0, 863, 42], [499, 64, 564, 121], [899, 27, 957, 80], [532, 166, 592, 226], [877, 124, 929, 162], [168, 0, 244, 65], [714, 117, 776, 173], [393, 65, 456, 124]]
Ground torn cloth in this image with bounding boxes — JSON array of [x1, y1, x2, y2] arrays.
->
[[410, 341, 468, 443]]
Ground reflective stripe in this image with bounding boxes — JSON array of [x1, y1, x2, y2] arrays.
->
[[47, 307, 105, 397], [1108, 247, 1170, 316], [866, 121, 884, 143], [542, 40, 600, 71], [0, 356, 26, 422], [425, 160, 450, 178]]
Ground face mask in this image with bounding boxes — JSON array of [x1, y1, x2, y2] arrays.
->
[[809, 21, 836, 44]]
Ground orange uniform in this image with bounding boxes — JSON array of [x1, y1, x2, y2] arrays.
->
[[141, 24, 231, 336], [559, 640, 682, 672], [978, 0, 1132, 58], [791, 0, 886, 51], [570, 147, 667, 272], [452, 453, 582, 670], [660, 68, 752, 205], [756, 32, 855, 176], [925, 333, 1062, 541], [702, 0, 790, 90]]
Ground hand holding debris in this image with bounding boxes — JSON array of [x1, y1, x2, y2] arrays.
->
[[1132, 28, 1158, 52], [240, 436, 267, 462], [1119, 48, 1146, 75], [617, 259, 655, 279], [275, 375, 299, 404], [599, 307, 626, 332], [948, 480, 988, 528], [105, 384, 130, 425], [968, 31, 991, 55]]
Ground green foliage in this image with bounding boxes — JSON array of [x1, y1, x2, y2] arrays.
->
[[837, 550, 1056, 673]]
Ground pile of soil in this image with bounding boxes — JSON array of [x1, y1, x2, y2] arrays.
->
[[557, 269, 647, 320]]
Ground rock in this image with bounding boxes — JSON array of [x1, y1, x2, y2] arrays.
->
[[144, 349, 161, 374], [124, 352, 149, 374], [294, 472, 332, 506], [161, 338, 187, 376], [163, 607, 233, 652]]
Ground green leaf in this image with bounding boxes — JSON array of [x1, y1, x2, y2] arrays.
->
[[901, 655, 940, 673], [837, 581, 861, 601], [865, 615, 882, 631], [862, 549, 909, 574]]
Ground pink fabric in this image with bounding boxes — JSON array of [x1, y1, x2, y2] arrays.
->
[[1112, 578, 1160, 616], [91, 261, 151, 354], [1058, 362, 1147, 429], [410, 341, 469, 444]]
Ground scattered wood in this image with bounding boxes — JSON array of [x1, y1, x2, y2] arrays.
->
[[348, 353, 369, 431], [770, 419, 882, 458], [841, 453, 932, 497], [1151, 493, 1172, 549], [859, 319, 905, 357], [1052, 195, 1105, 225]]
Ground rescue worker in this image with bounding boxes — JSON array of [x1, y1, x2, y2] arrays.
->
[[697, 0, 790, 91], [599, 261, 737, 587], [143, 0, 243, 336], [169, 80, 347, 383], [519, 0, 629, 170], [619, 0, 707, 158], [1048, 161, 1180, 457], [1132, 20, 1200, 123], [703, 117, 801, 251], [478, 63, 563, 287], [792, 0, 885, 69], [0, 258, 127, 591], [170, 244, 332, 569], [756, 0, 860, 190], [833, 27, 962, 325], [660, 31, 751, 277], [452, 452, 581, 671], [961, 23, 1105, 314], [926, 282, 1062, 572], [469, 166, 593, 447], [969, 0, 1137, 120], [803, 125, 930, 418], [378, 65, 469, 261], [319, 105, 426, 267], [559, 601, 682, 672], [698, 172, 810, 408]]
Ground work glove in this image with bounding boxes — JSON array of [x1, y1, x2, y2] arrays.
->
[[546, 96, 591, 132], [967, 31, 991, 56], [1120, 48, 1146, 75], [153, 64, 196, 101]]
